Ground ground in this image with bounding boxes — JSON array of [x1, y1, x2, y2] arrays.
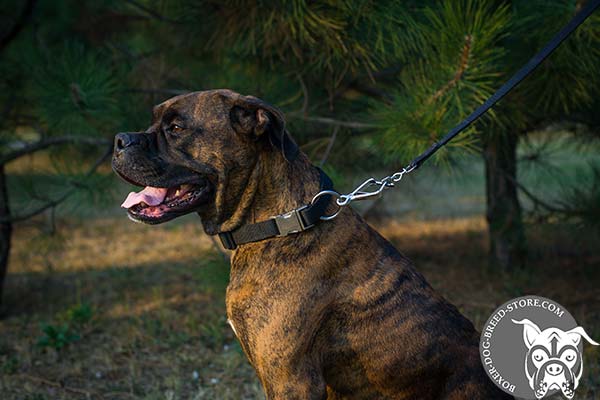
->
[[1, 214, 598, 399], [1, 132, 599, 399]]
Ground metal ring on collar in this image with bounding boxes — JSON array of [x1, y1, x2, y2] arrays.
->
[[310, 190, 343, 221]]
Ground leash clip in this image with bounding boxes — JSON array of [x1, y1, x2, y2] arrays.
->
[[273, 206, 313, 236]]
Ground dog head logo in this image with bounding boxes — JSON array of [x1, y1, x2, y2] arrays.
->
[[512, 318, 598, 399]]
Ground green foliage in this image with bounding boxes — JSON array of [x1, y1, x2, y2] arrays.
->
[[375, 0, 512, 164], [63, 302, 94, 327], [511, 0, 600, 115], [174, 0, 421, 90], [36, 303, 94, 351], [29, 43, 123, 135], [36, 324, 80, 350]]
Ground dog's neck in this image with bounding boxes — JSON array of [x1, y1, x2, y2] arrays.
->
[[210, 149, 321, 234]]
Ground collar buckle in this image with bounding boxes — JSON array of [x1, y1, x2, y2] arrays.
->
[[273, 205, 313, 237]]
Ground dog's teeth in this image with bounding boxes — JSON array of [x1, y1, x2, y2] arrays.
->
[[175, 190, 180, 196]]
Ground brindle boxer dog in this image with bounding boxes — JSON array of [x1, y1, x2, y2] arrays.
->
[[112, 89, 512, 400]]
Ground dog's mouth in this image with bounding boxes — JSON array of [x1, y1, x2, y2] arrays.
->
[[121, 182, 210, 224]]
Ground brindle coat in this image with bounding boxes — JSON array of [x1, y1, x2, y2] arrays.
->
[[112, 89, 512, 400]]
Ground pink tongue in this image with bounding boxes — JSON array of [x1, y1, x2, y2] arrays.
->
[[121, 186, 168, 208]]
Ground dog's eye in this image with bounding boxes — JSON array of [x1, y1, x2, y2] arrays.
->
[[169, 124, 185, 135], [532, 349, 546, 362], [562, 349, 577, 362]]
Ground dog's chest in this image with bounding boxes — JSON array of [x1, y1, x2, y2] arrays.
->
[[224, 269, 269, 356], [224, 288, 256, 343], [225, 250, 293, 333], [224, 259, 328, 368], [225, 285, 291, 372]]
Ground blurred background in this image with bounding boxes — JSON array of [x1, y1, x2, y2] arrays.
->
[[0, 0, 599, 399]]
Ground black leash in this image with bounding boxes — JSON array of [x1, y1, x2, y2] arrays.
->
[[219, 1, 599, 250]]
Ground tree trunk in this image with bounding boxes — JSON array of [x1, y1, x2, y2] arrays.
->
[[0, 165, 12, 308], [483, 132, 527, 269]]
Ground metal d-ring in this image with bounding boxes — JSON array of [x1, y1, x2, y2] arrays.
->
[[311, 190, 343, 221]]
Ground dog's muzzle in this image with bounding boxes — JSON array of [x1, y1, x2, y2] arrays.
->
[[532, 358, 577, 399]]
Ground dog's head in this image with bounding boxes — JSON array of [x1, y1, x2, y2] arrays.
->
[[112, 89, 298, 229], [512, 318, 598, 399]]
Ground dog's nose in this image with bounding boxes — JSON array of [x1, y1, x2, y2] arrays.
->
[[545, 363, 564, 376], [114, 132, 144, 155]]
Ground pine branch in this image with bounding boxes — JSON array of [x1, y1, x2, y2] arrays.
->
[[1, 146, 112, 223], [0, 0, 37, 53], [429, 34, 472, 104], [0, 136, 111, 166]]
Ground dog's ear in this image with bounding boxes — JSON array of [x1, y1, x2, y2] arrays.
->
[[229, 95, 299, 162], [512, 319, 542, 349], [564, 326, 599, 346]]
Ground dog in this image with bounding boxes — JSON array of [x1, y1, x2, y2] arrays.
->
[[112, 89, 513, 399], [512, 319, 598, 399]]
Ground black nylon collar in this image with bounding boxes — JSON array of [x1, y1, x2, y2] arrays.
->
[[218, 168, 334, 250]]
